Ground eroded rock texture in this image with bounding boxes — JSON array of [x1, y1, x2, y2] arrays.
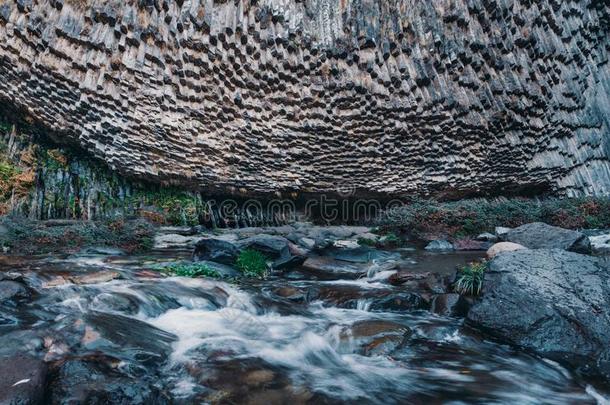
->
[[0, 0, 609, 197]]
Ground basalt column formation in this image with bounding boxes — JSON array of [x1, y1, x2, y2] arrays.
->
[[0, 0, 609, 198]]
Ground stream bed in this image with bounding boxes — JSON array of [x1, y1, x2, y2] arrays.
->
[[0, 241, 608, 404]]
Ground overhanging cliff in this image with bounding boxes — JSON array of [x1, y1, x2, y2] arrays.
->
[[0, 0, 609, 198]]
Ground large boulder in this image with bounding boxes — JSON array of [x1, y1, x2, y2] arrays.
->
[[193, 238, 240, 264], [238, 235, 290, 258], [467, 249, 610, 378], [0, 355, 47, 404], [505, 222, 590, 253]]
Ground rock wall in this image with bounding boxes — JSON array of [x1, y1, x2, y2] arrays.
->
[[0, 0, 609, 198]]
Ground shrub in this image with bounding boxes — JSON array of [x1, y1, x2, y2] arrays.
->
[[376, 197, 610, 239], [236, 249, 268, 278], [455, 261, 487, 296], [159, 262, 221, 278]]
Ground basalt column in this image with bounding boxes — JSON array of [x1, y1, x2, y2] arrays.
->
[[0, 0, 609, 198]]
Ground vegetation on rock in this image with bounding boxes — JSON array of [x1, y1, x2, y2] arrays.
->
[[158, 262, 221, 279], [455, 261, 487, 296], [377, 197, 610, 240], [236, 249, 268, 278], [0, 216, 155, 254]]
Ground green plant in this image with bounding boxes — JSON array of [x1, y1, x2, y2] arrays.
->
[[357, 237, 377, 247], [159, 262, 221, 278], [455, 261, 487, 296], [236, 249, 268, 278]]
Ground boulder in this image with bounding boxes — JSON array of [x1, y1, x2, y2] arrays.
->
[[431, 293, 469, 317], [466, 249, 610, 378], [0, 355, 47, 405], [494, 226, 512, 240], [238, 235, 290, 258], [505, 222, 590, 253], [486, 242, 527, 259], [476, 232, 498, 242], [193, 238, 240, 264], [589, 234, 610, 255], [272, 255, 306, 270], [298, 237, 316, 250], [195, 261, 241, 278], [424, 240, 454, 251]]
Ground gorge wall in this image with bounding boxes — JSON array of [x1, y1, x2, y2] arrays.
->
[[0, 0, 609, 199]]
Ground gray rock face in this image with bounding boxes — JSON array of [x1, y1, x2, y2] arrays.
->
[[0, 355, 47, 405], [193, 238, 240, 264], [505, 222, 591, 253], [467, 249, 610, 378], [0, 0, 609, 197]]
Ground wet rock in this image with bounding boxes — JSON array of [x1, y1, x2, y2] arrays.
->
[[272, 255, 306, 270], [0, 355, 47, 405], [344, 320, 411, 356], [197, 260, 241, 278], [486, 242, 527, 259], [425, 240, 454, 251], [467, 249, 610, 378], [589, 234, 610, 255], [193, 238, 240, 264], [505, 222, 591, 253], [48, 356, 169, 405], [369, 293, 429, 311], [239, 235, 290, 259], [70, 270, 121, 285], [302, 257, 367, 276], [273, 286, 305, 301], [92, 292, 141, 315], [84, 312, 177, 366], [0, 280, 30, 303], [431, 293, 469, 317], [453, 239, 492, 251], [476, 232, 498, 242], [387, 271, 448, 294], [298, 237, 316, 250]]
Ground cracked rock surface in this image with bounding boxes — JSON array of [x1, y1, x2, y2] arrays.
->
[[0, 0, 609, 197], [467, 249, 610, 378]]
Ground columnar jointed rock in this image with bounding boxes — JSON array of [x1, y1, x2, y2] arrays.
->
[[0, 0, 609, 197]]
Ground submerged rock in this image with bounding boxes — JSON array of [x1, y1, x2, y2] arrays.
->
[[505, 222, 590, 253], [467, 249, 610, 378], [0, 355, 47, 405], [48, 356, 168, 405], [453, 239, 492, 251]]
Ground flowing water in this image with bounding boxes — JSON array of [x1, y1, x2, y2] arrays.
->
[[1, 246, 609, 404]]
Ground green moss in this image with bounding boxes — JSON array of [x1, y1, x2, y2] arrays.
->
[[158, 262, 221, 278], [236, 249, 268, 278]]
